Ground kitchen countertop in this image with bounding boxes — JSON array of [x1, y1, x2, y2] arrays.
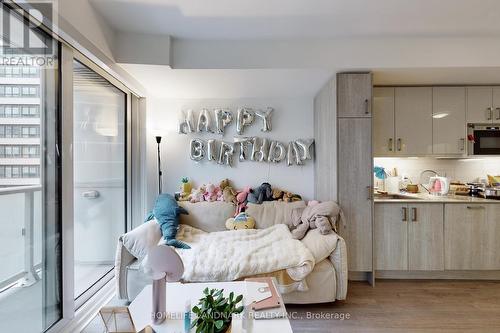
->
[[374, 192, 500, 203]]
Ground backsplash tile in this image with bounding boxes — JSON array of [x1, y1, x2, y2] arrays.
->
[[373, 157, 500, 186]]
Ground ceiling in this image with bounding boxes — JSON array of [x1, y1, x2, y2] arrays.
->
[[119, 64, 332, 98], [90, 0, 500, 40]]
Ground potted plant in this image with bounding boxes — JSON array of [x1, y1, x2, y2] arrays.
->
[[191, 288, 244, 333]]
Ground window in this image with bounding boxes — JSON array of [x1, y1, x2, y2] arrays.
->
[[0, 165, 40, 178], [0, 125, 40, 138], [0, 105, 40, 118], [0, 85, 39, 97]]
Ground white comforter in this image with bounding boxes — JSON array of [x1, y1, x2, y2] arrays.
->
[[169, 224, 315, 291]]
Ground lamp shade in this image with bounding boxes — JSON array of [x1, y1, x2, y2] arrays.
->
[[147, 245, 184, 282]]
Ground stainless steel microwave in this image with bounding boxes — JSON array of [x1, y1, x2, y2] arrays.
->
[[467, 124, 500, 155]]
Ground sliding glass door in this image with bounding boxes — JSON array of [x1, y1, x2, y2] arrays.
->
[[72, 60, 126, 300], [0, 4, 61, 332]]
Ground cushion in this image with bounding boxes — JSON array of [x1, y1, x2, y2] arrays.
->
[[178, 201, 235, 232], [246, 201, 306, 229], [300, 228, 339, 263], [121, 219, 161, 260]]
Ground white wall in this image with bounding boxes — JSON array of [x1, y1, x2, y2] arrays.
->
[[145, 97, 315, 209]]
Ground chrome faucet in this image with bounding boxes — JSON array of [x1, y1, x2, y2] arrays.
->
[[419, 169, 439, 193]]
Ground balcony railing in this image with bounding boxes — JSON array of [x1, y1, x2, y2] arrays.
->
[[0, 185, 41, 290]]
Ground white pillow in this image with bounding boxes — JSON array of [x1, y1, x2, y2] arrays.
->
[[121, 219, 162, 260], [300, 229, 339, 263]]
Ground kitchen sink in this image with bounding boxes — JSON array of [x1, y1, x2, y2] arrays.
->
[[374, 193, 423, 200]]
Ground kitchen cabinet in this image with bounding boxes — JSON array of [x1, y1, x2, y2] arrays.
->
[[394, 87, 433, 155], [444, 204, 500, 270], [374, 203, 407, 270], [373, 87, 395, 156], [337, 73, 372, 118], [338, 117, 373, 272], [375, 203, 444, 271], [432, 87, 466, 155], [467, 87, 500, 123]]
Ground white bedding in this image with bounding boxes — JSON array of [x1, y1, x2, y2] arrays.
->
[[167, 224, 315, 292]]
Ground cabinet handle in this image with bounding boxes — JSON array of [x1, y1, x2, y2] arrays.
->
[[496, 107, 500, 120], [402, 207, 408, 222], [411, 207, 417, 222], [364, 99, 370, 115], [466, 205, 485, 210], [397, 138, 402, 151], [367, 186, 372, 200], [388, 138, 393, 152], [487, 107, 493, 120], [460, 138, 465, 151]]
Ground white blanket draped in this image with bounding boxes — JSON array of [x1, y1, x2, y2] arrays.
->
[[169, 224, 315, 291]]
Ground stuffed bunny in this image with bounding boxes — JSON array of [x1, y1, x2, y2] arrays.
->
[[235, 186, 251, 215]]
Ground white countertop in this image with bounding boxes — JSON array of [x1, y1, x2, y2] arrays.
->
[[374, 192, 500, 203]]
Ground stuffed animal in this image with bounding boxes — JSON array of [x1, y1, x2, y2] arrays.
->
[[219, 179, 237, 204], [189, 187, 205, 203], [146, 193, 190, 249], [291, 201, 343, 240], [225, 212, 256, 230], [272, 188, 284, 201], [283, 191, 302, 203], [247, 182, 273, 204], [204, 183, 218, 202], [235, 186, 251, 215], [178, 177, 192, 201]]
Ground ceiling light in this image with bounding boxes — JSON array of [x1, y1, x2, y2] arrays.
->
[[432, 112, 449, 119]]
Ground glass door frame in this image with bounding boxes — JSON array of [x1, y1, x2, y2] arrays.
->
[[60, 46, 133, 312]]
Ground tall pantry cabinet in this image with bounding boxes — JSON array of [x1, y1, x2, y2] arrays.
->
[[314, 73, 374, 283]]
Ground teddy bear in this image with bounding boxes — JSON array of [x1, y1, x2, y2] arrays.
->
[[203, 183, 218, 202], [283, 191, 302, 203], [235, 186, 251, 215], [291, 201, 341, 240], [225, 212, 256, 230], [272, 188, 284, 201], [219, 179, 237, 204], [247, 182, 273, 204], [189, 187, 205, 203]]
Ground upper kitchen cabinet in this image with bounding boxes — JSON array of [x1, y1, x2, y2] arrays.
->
[[395, 87, 433, 155], [373, 87, 395, 156], [337, 73, 372, 118], [432, 87, 466, 155], [467, 86, 500, 123]]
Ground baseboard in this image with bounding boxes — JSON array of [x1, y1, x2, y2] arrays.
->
[[376, 270, 500, 280], [59, 278, 115, 333]]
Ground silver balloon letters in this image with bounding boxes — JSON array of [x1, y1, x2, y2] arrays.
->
[[268, 141, 286, 163], [250, 137, 269, 162], [234, 137, 252, 162], [255, 107, 273, 132], [178, 109, 195, 134], [179, 106, 314, 166], [218, 142, 235, 166], [236, 107, 255, 135], [189, 139, 205, 161], [197, 109, 212, 133], [214, 109, 233, 135]]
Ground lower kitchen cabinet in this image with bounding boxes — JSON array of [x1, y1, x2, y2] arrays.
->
[[375, 203, 444, 271], [444, 204, 500, 270]]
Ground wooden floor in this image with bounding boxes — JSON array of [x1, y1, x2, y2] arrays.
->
[[288, 280, 500, 333], [83, 280, 500, 333]]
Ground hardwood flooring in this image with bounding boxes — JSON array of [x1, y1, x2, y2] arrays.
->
[[288, 280, 500, 333], [83, 280, 500, 333]]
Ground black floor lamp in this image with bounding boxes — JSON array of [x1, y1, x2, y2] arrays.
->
[[156, 136, 162, 195]]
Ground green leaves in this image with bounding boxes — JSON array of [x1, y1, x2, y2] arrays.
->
[[191, 288, 244, 333]]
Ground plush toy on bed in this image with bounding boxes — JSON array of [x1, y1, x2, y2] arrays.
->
[[290, 201, 345, 240], [272, 188, 284, 201], [225, 212, 256, 230], [189, 186, 205, 203], [235, 186, 251, 215], [247, 182, 273, 204], [220, 178, 237, 204], [178, 177, 192, 201], [204, 183, 218, 202], [146, 193, 191, 249], [283, 191, 302, 202]]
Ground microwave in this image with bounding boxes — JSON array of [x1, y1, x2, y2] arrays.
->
[[467, 124, 500, 155]]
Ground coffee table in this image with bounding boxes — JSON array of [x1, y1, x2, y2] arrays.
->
[[128, 281, 293, 333]]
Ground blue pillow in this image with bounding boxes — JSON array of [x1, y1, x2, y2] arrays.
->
[[151, 193, 190, 249]]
